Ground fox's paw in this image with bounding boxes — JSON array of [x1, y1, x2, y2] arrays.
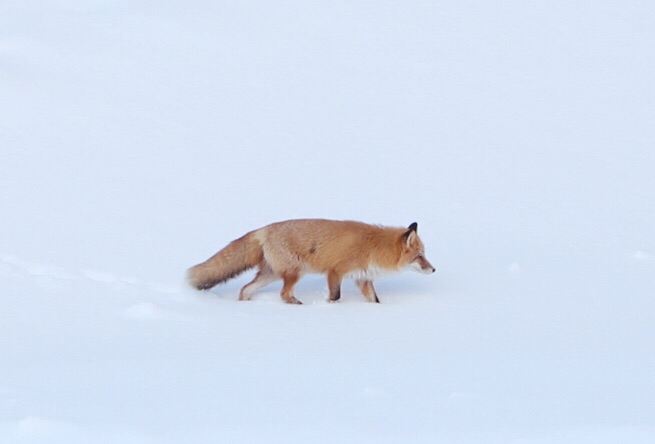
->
[[283, 296, 303, 305]]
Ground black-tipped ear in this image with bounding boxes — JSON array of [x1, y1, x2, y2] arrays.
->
[[403, 222, 418, 243]]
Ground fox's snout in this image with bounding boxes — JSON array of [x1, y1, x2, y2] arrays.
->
[[420, 261, 436, 274], [409, 255, 436, 274], [418, 255, 436, 274]]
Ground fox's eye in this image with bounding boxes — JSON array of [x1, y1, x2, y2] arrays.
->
[[415, 253, 424, 260]]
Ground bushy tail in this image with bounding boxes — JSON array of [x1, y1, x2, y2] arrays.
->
[[187, 231, 263, 290]]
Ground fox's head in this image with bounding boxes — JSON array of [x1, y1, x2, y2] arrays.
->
[[400, 222, 436, 274]]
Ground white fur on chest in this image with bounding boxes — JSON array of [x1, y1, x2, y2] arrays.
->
[[345, 266, 392, 281]]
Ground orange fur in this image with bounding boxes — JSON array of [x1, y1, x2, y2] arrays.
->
[[187, 219, 435, 304]]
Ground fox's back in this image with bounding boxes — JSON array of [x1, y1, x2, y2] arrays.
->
[[258, 219, 405, 273]]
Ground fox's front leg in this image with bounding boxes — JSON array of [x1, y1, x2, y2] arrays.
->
[[280, 273, 302, 305], [356, 279, 380, 303], [327, 272, 342, 302]]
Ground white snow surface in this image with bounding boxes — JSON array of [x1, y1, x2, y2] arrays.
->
[[2, 1, 654, 443]]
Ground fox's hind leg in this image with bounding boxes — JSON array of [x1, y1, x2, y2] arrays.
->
[[356, 279, 380, 303], [239, 264, 279, 301]]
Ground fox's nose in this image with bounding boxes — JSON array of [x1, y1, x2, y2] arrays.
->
[[421, 264, 436, 274]]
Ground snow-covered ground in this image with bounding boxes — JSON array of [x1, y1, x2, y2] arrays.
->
[[2, 1, 654, 442]]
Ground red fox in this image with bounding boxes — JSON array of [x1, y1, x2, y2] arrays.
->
[[187, 219, 435, 304]]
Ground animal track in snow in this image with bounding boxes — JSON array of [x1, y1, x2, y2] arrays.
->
[[124, 302, 186, 321], [508, 261, 523, 273], [0, 253, 182, 296], [633, 250, 652, 261], [15, 415, 79, 438]]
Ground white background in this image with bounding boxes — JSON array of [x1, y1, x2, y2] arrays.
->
[[1, 1, 654, 442]]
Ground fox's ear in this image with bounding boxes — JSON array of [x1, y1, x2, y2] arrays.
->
[[403, 222, 418, 246]]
